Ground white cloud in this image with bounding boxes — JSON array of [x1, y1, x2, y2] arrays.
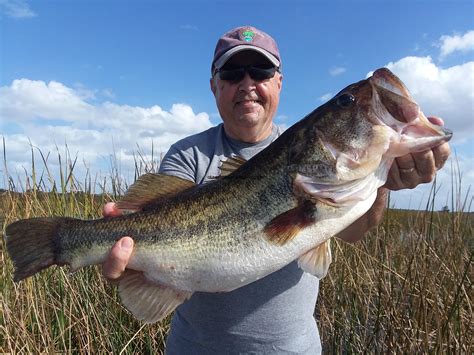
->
[[0, 0, 36, 18], [0, 79, 94, 122], [101, 88, 115, 99], [382, 56, 474, 143], [438, 30, 474, 59], [329, 66, 346, 76], [1, 79, 213, 187], [319, 93, 333, 102]]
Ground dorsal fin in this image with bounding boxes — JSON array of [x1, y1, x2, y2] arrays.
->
[[116, 173, 195, 212], [208, 155, 247, 180], [264, 200, 317, 245], [220, 155, 247, 176]]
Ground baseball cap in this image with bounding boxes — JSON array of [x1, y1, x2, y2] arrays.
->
[[212, 26, 281, 73]]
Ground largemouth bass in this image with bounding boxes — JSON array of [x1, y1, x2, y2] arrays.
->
[[5, 68, 452, 323]]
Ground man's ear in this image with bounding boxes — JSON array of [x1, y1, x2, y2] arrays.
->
[[277, 73, 283, 91], [210, 77, 217, 96]]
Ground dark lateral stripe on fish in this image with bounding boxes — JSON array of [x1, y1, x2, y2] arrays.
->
[[5, 217, 69, 282]]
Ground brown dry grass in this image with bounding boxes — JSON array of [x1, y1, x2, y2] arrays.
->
[[1, 147, 472, 353]]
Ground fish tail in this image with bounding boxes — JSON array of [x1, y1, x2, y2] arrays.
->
[[5, 217, 70, 282]]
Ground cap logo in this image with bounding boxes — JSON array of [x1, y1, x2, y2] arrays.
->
[[241, 29, 255, 42]]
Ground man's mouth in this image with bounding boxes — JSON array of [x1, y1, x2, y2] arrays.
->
[[236, 99, 262, 106]]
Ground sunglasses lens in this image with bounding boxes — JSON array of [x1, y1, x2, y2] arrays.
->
[[218, 68, 245, 82], [217, 66, 277, 82], [248, 67, 276, 81]]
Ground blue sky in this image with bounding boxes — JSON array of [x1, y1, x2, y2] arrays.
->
[[1, 0, 473, 210]]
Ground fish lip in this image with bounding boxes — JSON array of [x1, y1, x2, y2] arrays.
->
[[370, 68, 410, 97], [369, 70, 447, 135], [369, 75, 420, 126]]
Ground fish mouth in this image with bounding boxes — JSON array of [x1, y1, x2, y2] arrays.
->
[[292, 68, 452, 207], [369, 68, 452, 157]]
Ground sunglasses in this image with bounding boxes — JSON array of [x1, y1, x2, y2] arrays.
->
[[215, 65, 279, 82]]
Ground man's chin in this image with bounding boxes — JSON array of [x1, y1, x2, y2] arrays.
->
[[234, 112, 262, 124]]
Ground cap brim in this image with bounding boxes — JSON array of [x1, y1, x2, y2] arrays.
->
[[214, 45, 280, 70]]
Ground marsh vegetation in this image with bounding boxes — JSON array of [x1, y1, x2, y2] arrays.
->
[[1, 148, 472, 353]]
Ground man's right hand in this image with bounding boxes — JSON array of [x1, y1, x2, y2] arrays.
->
[[102, 202, 134, 280]]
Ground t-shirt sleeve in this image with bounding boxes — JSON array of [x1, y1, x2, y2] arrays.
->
[[158, 143, 197, 183]]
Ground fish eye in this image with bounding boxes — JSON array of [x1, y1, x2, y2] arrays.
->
[[336, 93, 356, 108]]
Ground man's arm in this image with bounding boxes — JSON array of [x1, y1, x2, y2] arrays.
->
[[336, 187, 389, 243]]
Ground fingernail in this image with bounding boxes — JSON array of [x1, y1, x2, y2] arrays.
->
[[121, 238, 133, 251]]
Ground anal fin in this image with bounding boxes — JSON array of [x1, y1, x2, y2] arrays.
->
[[298, 239, 332, 279], [118, 270, 192, 323]]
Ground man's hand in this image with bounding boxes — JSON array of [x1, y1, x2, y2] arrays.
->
[[102, 202, 134, 280], [385, 116, 451, 191]]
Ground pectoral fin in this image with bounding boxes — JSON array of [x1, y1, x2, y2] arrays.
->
[[264, 200, 317, 245], [298, 239, 332, 279], [118, 270, 192, 323]]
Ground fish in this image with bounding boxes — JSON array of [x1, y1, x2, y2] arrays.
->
[[5, 68, 452, 324]]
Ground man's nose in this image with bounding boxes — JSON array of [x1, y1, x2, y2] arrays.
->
[[238, 72, 257, 92]]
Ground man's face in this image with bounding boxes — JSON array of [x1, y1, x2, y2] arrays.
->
[[210, 51, 283, 142]]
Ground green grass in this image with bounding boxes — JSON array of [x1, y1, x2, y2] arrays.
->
[[1, 147, 472, 353]]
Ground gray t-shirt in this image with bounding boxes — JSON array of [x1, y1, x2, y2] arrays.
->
[[159, 123, 322, 354]]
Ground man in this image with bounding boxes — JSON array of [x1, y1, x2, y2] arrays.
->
[[102, 26, 451, 353]]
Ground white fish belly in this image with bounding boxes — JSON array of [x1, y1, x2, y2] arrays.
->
[[126, 191, 377, 293], [129, 235, 301, 292]]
